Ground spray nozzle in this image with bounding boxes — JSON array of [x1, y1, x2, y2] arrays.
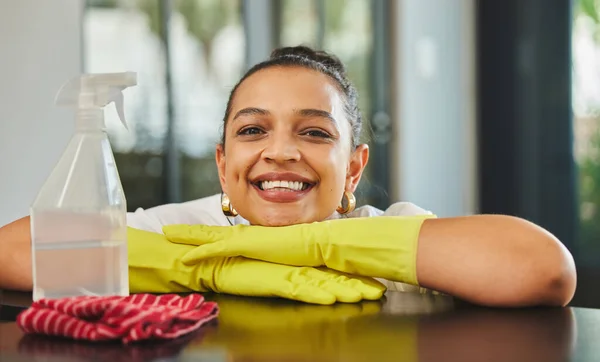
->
[[55, 72, 137, 129]]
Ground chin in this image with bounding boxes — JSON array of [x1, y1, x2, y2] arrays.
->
[[249, 211, 317, 227]]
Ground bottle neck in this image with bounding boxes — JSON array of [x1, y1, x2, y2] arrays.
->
[[75, 109, 105, 132]]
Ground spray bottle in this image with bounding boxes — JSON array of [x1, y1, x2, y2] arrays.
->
[[30, 72, 137, 301]]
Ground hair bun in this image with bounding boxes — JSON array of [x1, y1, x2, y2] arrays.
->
[[270, 46, 346, 74]]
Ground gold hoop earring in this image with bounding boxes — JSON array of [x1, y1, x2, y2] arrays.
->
[[221, 193, 238, 217], [336, 190, 356, 215]]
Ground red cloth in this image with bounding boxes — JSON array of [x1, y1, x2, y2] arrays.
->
[[16, 294, 219, 344]]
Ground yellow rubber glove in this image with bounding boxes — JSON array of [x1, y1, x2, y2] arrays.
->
[[127, 227, 386, 305], [162, 215, 435, 286]]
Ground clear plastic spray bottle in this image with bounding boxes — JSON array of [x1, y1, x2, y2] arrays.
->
[[30, 72, 137, 301]]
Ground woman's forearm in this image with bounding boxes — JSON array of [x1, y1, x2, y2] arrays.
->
[[416, 215, 576, 307], [0, 216, 33, 291]]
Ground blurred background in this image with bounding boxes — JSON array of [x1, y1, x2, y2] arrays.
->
[[1, 0, 599, 306]]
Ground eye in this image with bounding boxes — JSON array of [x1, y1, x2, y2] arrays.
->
[[238, 126, 265, 136], [302, 129, 332, 138]]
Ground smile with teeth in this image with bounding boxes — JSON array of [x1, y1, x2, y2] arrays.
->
[[257, 180, 311, 191]]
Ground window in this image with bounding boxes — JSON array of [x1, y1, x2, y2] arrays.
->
[[574, 0, 600, 265], [84, 0, 392, 211], [477, 0, 600, 307], [84, 0, 244, 211]]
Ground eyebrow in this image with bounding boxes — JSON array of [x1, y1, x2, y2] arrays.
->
[[232, 107, 337, 124], [232, 107, 270, 120], [295, 108, 337, 124]]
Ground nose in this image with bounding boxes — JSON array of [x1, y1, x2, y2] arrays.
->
[[261, 132, 301, 163]]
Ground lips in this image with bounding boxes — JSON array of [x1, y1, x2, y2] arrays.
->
[[250, 172, 316, 202]]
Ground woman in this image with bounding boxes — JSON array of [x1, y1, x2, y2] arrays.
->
[[0, 46, 576, 307]]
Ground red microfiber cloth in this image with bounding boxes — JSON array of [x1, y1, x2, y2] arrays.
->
[[16, 294, 219, 344]]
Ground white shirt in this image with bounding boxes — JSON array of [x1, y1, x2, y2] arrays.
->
[[126, 193, 436, 294], [127, 193, 433, 232]]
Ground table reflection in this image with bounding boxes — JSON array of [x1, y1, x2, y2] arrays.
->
[[17, 328, 211, 362], [1, 292, 577, 362], [183, 293, 574, 362]]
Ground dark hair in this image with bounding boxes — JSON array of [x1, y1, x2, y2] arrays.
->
[[220, 46, 362, 149]]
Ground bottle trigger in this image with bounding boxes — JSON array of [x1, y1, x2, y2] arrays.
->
[[113, 91, 128, 130]]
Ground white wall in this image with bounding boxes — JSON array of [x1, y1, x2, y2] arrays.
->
[[0, 1, 83, 226], [391, 0, 477, 217]]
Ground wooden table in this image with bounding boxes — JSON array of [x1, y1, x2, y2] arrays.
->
[[1, 290, 598, 361]]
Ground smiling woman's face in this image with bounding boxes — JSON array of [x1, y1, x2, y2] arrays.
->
[[216, 66, 369, 226]]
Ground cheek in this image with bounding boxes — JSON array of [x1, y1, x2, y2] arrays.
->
[[224, 143, 259, 181], [305, 144, 349, 187]]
